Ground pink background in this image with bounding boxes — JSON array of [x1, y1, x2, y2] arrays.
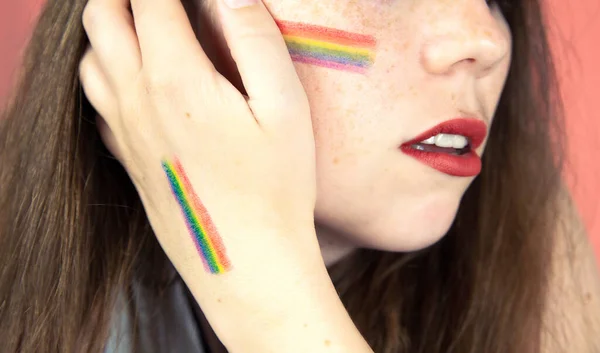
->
[[1, 1, 599, 266]]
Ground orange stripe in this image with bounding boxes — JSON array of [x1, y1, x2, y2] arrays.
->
[[276, 20, 376, 48], [173, 159, 231, 270]]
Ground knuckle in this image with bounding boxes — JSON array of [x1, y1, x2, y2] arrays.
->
[[78, 52, 101, 93], [143, 71, 181, 97], [261, 94, 309, 120], [79, 60, 105, 106], [78, 50, 93, 80], [82, 3, 105, 34], [286, 90, 311, 118], [268, 100, 290, 117]]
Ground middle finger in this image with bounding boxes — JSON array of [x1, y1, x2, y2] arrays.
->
[[129, 0, 215, 76], [82, 0, 142, 90]]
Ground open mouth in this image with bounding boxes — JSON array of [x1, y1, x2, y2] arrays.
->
[[410, 133, 471, 156], [400, 118, 487, 177]]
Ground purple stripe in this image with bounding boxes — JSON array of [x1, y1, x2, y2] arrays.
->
[[290, 55, 367, 74]]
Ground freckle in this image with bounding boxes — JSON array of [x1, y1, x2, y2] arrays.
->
[[217, 298, 222, 303], [333, 156, 341, 164], [303, 323, 308, 328], [324, 339, 331, 346], [584, 292, 592, 303], [185, 112, 191, 118]]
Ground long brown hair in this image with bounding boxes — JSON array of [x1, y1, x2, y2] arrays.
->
[[0, 0, 566, 352]]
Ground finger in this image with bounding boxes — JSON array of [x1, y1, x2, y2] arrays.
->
[[82, 0, 141, 90], [79, 47, 119, 121], [215, 1, 309, 123], [129, 0, 214, 74]]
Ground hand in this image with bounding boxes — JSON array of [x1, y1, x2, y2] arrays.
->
[[79, 1, 371, 351], [80, 0, 317, 261]]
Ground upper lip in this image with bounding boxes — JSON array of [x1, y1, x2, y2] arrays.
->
[[401, 117, 488, 150]]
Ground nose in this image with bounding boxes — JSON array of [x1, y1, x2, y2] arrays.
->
[[420, 4, 511, 76]]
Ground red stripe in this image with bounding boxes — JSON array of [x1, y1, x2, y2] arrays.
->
[[276, 20, 376, 48], [173, 159, 231, 270]]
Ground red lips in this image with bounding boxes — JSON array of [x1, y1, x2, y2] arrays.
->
[[400, 118, 488, 177]]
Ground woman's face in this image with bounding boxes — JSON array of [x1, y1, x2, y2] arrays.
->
[[198, 0, 512, 259]]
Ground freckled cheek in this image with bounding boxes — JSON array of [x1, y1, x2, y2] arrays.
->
[[304, 85, 377, 162], [313, 113, 356, 155], [369, 34, 416, 86], [312, 109, 383, 171]]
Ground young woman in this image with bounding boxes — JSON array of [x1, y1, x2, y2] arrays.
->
[[1, 0, 599, 352]]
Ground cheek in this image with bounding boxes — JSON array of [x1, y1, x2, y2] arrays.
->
[[300, 73, 380, 166]]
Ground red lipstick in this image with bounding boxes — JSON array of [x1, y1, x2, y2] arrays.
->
[[400, 118, 488, 177]]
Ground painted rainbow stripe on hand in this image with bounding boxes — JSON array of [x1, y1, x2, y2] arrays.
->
[[277, 20, 377, 74], [162, 158, 231, 274]]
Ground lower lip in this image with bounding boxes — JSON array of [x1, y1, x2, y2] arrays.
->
[[400, 145, 481, 177]]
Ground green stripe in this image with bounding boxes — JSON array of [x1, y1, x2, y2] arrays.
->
[[163, 162, 220, 273], [284, 41, 372, 64]]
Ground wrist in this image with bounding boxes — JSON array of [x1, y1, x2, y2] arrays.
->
[[217, 266, 372, 353], [226, 312, 373, 353], [175, 223, 371, 351], [195, 228, 370, 352]]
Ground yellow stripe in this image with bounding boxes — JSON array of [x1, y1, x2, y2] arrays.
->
[[283, 35, 373, 57]]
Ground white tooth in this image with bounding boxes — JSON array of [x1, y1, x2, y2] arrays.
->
[[434, 133, 456, 148], [421, 136, 436, 144], [452, 135, 468, 149]]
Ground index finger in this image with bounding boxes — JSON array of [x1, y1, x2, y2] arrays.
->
[[216, 1, 311, 125], [130, 0, 215, 74]]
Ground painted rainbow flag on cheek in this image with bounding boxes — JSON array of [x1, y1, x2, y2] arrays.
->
[[162, 158, 232, 275], [277, 20, 377, 74]]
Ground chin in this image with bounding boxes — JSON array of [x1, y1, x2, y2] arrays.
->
[[362, 216, 455, 252], [374, 196, 462, 252], [319, 195, 462, 253]]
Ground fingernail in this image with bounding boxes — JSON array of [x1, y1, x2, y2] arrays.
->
[[223, 0, 259, 9]]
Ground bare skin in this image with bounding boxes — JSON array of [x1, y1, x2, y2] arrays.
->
[[183, 2, 600, 352], [79, 0, 600, 351]]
